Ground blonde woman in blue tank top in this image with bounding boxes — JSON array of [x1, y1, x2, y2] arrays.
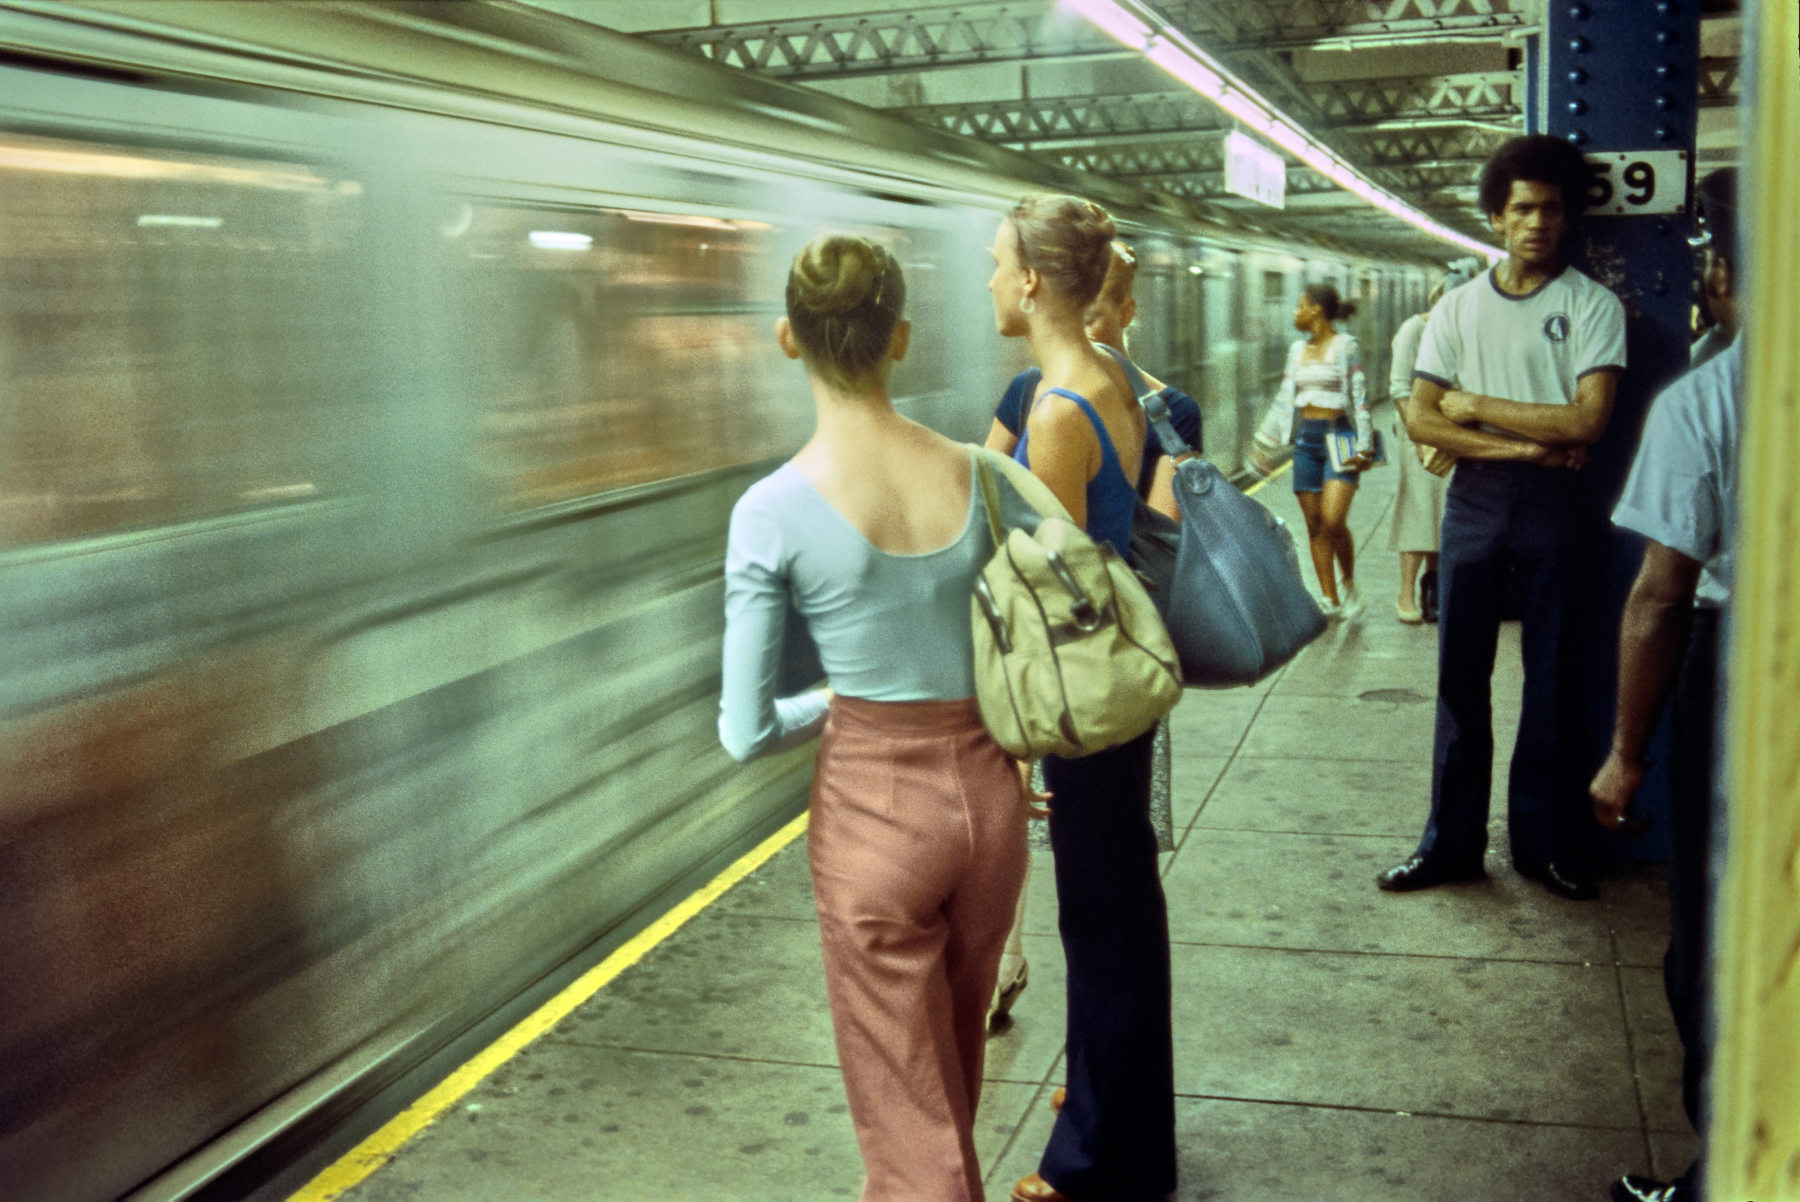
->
[[988, 194, 1178, 1202], [719, 235, 1030, 1201]]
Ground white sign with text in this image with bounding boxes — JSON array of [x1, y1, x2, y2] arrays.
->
[[1582, 150, 1691, 216]]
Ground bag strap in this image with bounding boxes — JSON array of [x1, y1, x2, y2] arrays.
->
[[1097, 343, 1195, 462], [973, 449, 1009, 549]]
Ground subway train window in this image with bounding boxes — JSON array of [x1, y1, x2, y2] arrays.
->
[[450, 202, 792, 507], [0, 134, 364, 548]]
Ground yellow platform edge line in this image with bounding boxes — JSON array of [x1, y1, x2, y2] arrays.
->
[[288, 810, 812, 1201], [1243, 459, 1291, 496]]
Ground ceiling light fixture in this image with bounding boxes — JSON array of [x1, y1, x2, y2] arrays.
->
[[1060, 0, 1503, 262]]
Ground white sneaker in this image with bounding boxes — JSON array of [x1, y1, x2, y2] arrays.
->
[[1336, 586, 1364, 620], [1319, 597, 1341, 619]]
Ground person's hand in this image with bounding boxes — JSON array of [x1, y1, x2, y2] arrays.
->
[[1345, 452, 1373, 471], [1591, 751, 1648, 836], [1016, 759, 1052, 819], [1417, 443, 1456, 476], [1536, 444, 1590, 470], [1440, 390, 1480, 425]]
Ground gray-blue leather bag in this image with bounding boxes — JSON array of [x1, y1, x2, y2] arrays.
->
[[1105, 347, 1326, 687]]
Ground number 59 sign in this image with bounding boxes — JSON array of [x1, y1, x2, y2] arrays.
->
[[1583, 150, 1692, 216]]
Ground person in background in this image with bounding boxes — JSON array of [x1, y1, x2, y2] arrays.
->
[[719, 234, 1029, 1201], [980, 240, 1202, 1031], [1590, 166, 1741, 1202], [987, 194, 1176, 1202], [1379, 134, 1625, 901], [1387, 269, 1471, 623], [1255, 283, 1375, 618], [1686, 169, 1740, 372]]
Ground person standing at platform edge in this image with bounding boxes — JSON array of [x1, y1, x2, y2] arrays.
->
[[718, 234, 1029, 1201], [1378, 133, 1626, 901], [1255, 284, 1376, 618], [987, 195, 1177, 1202], [1590, 167, 1742, 1202]]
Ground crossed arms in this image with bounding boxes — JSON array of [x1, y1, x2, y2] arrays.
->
[[1402, 368, 1620, 466]]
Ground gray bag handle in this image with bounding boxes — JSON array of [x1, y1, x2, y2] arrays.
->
[[1097, 343, 1195, 462]]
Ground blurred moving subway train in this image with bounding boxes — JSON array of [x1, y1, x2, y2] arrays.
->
[[0, 3, 1436, 1197]]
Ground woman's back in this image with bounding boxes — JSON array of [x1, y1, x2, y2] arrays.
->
[[789, 420, 973, 555], [1018, 353, 1145, 553], [720, 423, 992, 760]]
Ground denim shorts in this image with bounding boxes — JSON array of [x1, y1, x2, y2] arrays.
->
[[1292, 416, 1359, 493]]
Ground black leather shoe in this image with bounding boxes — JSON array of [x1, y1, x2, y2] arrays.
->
[[1376, 855, 1486, 892], [1520, 860, 1599, 901], [1610, 1173, 1681, 1201]]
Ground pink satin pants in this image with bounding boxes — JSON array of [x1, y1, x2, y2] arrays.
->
[[809, 695, 1029, 1202]]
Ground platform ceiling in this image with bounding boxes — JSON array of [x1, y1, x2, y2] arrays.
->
[[522, 1, 1742, 262]]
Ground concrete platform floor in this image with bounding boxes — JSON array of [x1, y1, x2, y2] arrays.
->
[[333, 433, 1690, 1201]]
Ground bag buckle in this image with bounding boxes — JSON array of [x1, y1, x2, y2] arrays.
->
[[1044, 550, 1102, 631], [974, 576, 1013, 653]]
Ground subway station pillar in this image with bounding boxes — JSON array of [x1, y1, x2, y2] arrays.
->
[[1540, 0, 1703, 859]]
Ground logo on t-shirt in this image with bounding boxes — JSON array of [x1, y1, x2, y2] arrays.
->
[[1543, 313, 1571, 344]]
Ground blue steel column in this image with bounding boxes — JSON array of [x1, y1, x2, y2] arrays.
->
[[1544, 0, 1702, 860]]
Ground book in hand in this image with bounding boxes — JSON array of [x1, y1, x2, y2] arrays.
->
[[1327, 427, 1386, 473]]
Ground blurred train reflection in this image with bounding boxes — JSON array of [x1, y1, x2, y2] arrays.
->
[[0, 4, 1437, 1198]]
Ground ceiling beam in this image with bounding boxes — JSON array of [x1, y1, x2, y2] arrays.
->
[[888, 70, 1522, 148], [639, 4, 1122, 78]]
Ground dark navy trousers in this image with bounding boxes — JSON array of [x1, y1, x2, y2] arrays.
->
[[1417, 460, 1601, 872], [1666, 607, 1720, 1199], [1039, 725, 1177, 1200]]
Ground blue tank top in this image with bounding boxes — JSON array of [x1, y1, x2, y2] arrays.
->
[[1014, 387, 1139, 557]]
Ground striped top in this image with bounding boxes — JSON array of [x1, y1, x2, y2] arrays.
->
[[1292, 356, 1351, 411]]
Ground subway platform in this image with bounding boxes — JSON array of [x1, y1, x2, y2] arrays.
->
[[321, 434, 1689, 1202]]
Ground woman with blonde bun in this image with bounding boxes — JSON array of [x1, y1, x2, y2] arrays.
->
[[987, 196, 1178, 1202], [719, 234, 1030, 1201]]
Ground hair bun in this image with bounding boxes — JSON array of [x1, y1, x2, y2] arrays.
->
[[791, 236, 883, 316], [1010, 193, 1117, 309]]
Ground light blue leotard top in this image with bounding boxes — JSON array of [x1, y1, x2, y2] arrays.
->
[[718, 456, 992, 762]]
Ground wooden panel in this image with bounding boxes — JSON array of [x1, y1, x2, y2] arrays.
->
[[1708, 1, 1800, 1196]]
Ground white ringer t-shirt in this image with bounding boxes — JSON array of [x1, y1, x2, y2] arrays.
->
[[1415, 266, 1627, 418]]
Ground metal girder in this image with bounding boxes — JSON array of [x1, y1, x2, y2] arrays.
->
[[1184, 0, 1531, 50], [895, 92, 1226, 145], [1345, 123, 1510, 166], [891, 70, 1520, 148], [639, 4, 1119, 78], [1307, 71, 1519, 128], [1054, 142, 1225, 180]]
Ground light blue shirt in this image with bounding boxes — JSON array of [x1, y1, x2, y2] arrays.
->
[[1613, 339, 1743, 608], [718, 456, 991, 762]]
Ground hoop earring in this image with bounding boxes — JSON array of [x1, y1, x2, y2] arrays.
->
[[1019, 295, 1036, 315]]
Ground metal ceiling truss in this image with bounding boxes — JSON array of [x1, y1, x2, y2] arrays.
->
[[896, 92, 1225, 145], [1346, 124, 1511, 167], [1169, 0, 1531, 50], [892, 70, 1520, 149], [641, 4, 1118, 78], [1048, 141, 1479, 196], [642, 0, 1539, 76]]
